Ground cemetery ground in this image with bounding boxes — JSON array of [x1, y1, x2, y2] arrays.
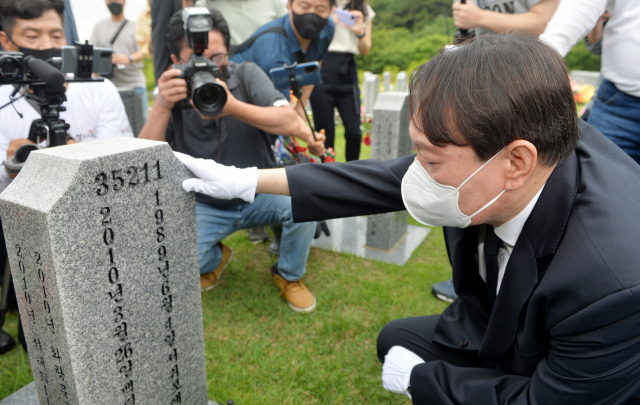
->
[[0, 126, 451, 404]]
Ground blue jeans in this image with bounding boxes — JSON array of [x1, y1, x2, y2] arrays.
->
[[588, 79, 640, 164], [134, 86, 148, 123], [196, 194, 316, 281]]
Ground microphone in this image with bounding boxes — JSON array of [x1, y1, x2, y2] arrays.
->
[[24, 56, 65, 88]]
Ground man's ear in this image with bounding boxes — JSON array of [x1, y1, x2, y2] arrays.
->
[[504, 140, 537, 191], [0, 31, 16, 51]]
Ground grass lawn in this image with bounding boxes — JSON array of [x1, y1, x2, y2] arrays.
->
[[0, 125, 452, 403]]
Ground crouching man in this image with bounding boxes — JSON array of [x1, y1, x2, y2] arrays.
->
[[175, 33, 640, 403], [139, 8, 325, 313]]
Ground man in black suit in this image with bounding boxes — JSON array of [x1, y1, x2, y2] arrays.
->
[[175, 33, 640, 404]]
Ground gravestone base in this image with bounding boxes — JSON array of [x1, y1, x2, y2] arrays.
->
[[0, 383, 221, 405], [311, 216, 430, 266], [366, 211, 408, 251]]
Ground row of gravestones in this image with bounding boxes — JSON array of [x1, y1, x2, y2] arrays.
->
[[0, 92, 413, 405], [362, 71, 409, 116]]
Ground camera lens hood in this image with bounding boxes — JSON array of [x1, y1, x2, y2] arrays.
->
[[191, 70, 227, 117]]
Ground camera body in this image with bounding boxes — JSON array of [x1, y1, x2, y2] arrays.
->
[[0, 41, 112, 85], [170, 7, 227, 117], [0, 52, 26, 84]]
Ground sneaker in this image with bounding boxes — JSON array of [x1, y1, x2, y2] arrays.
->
[[432, 279, 457, 303], [271, 265, 316, 313], [201, 243, 234, 292], [247, 227, 270, 244]]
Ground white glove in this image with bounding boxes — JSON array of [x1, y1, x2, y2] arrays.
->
[[382, 346, 425, 399], [174, 152, 258, 203]]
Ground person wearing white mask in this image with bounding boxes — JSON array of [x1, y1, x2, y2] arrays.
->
[[174, 33, 640, 404]]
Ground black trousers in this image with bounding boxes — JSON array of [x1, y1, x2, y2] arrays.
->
[[151, 0, 182, 83], [377, 315, 483, 367], [310, 52, 362, 162]]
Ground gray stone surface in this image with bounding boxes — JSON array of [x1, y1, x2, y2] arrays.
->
[[396, 71, 408, 92], [382, 71, 392, 92], [0, 138, 207, 405], [363, 74, 379, 116], [367, 92, 413, 251], [1, 383, 221, 405], [311, 217, 430, 266]]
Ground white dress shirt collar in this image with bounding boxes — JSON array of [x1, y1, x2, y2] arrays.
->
[[494, 184, 546, 247]]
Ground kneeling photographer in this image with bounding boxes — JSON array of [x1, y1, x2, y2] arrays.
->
[[139, 7, 324, 313]]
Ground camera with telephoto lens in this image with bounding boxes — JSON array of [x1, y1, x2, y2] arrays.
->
[[0, 42, 112, 174], [170, 7, 227, 117]]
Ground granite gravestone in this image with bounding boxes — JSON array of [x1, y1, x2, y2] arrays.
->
[[366, 92, 413, 251], [363, 74, 379, 117], [396, 71, 408, 92], [382, 71, 392, 92], [0, 138, 208, 405]]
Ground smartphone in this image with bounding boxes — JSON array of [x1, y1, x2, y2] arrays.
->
[[335, 8, 357, 26], [269, 62, 322, 91]]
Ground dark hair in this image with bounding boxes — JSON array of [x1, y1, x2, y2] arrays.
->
[[0, 0, 65, 37], [290, 0, 337, 9], [166, 7, 231, 59], [344, 0, 368, 21], [409, 33, 580, 167]]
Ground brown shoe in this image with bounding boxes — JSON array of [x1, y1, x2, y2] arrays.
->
[[271, 265, 316, 313], [201, 243, 234, 292]]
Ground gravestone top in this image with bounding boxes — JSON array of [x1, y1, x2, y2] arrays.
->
[[382, 71, 392, 92], [0, 138, 207, 405], [396, 71, 408, 92]]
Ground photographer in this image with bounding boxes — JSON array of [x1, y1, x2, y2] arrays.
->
[[0, 0, 133, 192], [138, 8, 322, 313]]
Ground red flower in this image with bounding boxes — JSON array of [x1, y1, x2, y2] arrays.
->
[[363, 134, 371, 146]]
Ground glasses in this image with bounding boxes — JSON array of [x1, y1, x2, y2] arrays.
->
[[209, 52, 228, 65]]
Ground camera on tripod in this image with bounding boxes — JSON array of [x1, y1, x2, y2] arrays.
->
[[0, 41, 112, 173], [171, 7, 228, 117]]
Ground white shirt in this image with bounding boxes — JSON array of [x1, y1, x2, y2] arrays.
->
[[0, 79, 133, 193], [477, 185, 545, 295], [539, 0, 640, 98]]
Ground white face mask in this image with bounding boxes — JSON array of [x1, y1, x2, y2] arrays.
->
[[401, 148, 506, 228]]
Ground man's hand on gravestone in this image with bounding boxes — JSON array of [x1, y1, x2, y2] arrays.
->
[[174, 152, 258, 203], [157, 69, 188, 111], [382, 346, 425, 399]]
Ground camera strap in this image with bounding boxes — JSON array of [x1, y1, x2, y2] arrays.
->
[[107, 20, 129, 47], [229, 27, 288, 55]]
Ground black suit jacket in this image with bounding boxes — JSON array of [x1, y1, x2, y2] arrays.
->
[[285, 121, 640, 404]]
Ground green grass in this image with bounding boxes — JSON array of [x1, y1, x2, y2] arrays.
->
[[0, 126, 450, 403]]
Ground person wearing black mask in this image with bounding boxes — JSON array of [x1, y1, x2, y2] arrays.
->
[[91, 0, 148, 121], [230, 0, 335, 121]]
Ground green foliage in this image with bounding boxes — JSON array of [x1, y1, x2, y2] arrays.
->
[[564, 39, 601, 72], [356, 21, 452, 73], [368, 0, 453, 31]]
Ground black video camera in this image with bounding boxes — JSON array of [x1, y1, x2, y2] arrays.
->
[[0, 42, 112, 173], [170, 7, 227, 117]]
